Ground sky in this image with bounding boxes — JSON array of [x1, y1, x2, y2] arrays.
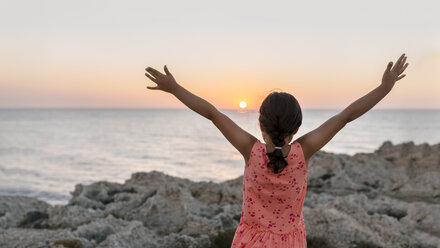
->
[[0, 0, 439, 110]]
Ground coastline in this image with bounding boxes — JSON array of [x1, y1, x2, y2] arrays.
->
[[0, 141, 439, 248]]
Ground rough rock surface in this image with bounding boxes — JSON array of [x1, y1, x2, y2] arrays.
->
[[0, 141, 439, 248]]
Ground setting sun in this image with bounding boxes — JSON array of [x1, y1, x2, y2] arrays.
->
[[239, 101, 247, 109]]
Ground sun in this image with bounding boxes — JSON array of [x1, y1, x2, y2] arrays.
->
[[239, 101, 247, 109]]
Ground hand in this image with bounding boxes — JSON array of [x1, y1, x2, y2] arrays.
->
[[381, 53, 409, 88], [145, 65, 178, 93]]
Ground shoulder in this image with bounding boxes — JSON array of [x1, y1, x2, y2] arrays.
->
[[293, 139, 309, 169], [243, 136, 260, 164]]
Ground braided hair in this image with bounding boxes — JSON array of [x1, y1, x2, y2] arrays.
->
[[258, 92, 302, 174]]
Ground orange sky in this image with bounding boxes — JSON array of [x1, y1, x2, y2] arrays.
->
[[0, 0, 439, 109]]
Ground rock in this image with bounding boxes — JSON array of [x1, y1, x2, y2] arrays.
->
[[52, 238, 84, 248], [0, 195, 51, 229], [0, 141, 439, 248], [96, 220, 162, 248], [17, 210, 49, 228], [47, 205, 106, 229], [69, 181, 127, 209], [0, 228, 94, 248], [161, 233, 212, 248], [304, 205, 386, 248]]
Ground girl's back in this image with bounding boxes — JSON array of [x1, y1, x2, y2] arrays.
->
[[231, 139, 307, 248]]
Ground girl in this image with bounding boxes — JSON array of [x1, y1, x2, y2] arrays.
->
[[144, 54, 408, 247]]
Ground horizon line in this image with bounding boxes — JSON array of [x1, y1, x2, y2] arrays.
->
[[1, 107, 439, 111]]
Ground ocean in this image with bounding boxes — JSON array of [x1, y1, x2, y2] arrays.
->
[[0, 108, 439, 205]]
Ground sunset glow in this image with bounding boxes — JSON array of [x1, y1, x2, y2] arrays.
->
[[239, 101, 247, 109], [0, 1, 438, 109]]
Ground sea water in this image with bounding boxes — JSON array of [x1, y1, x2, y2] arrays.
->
[[0, 108, 439, 205]]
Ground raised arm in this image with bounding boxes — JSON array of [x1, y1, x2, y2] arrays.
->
[[145, 65, 257, 161], [297, 54, 409, 164]]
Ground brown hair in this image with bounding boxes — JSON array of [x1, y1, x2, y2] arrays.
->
[[258, 92, 302, 173]]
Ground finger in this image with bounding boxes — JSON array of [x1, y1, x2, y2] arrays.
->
[[399, 63, 409, 74], [146, 68, 160, 77], [146, 67, 164, 77], [396, 74, 406, 81], [146, 86, 160, 90], [164, 65, 172, 76], [395, 53, 406, 68], [385, 62, 393, 73], [397, 56, 407, 70], [401, 56, 407, 66], [145, 73, 157, 82], [397, 53, 405, 63]]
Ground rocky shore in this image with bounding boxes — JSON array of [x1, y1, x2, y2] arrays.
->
[[1, 141, 439, 248]]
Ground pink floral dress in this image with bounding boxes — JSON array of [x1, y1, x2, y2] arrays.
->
[[231, 139, 308, 248]]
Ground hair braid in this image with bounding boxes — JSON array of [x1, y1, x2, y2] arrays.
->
[[259, 92, 302, 174]]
